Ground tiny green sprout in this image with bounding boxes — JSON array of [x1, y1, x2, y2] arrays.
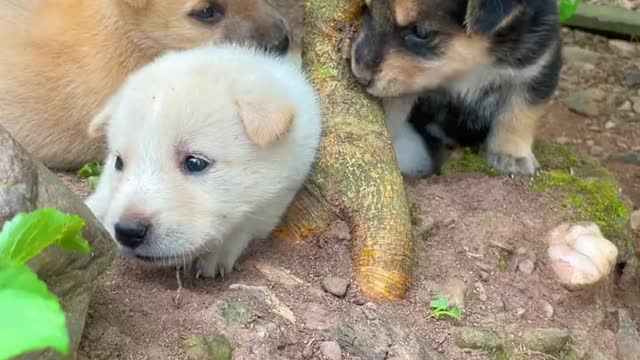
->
[[77, 162, 102, 190], [429, 296, 462, 321], [559, 0, 581, 23]]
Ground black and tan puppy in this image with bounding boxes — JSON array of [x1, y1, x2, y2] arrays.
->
[[351, 0, 562, 177]]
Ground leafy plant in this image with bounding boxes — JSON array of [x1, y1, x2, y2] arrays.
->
[[559, 0, 581, 23], [429, 296, 462, 321], [77, 162, 102, 190], [0, 208, 90, 360]]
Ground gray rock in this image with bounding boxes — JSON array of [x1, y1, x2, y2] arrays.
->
[[565, 91, 601, 117], [631, 210, 640, 231], [322, 276, 349, 298], [220, 302, 254, 326], [518, 259, 535, 274], [632, 97, 640, 114], [183, 334, 232, 360], [618, 101, 633, 112], [318, 341, 342, 360], [452, 327, 502, 350], [563, 46, 602, 64], [539, 300, 554, 320], [522, 328, 570, 355], [609, 40, 637, 57], [333, 307, 438, 360], [439, 278, 468, 310], [624, 71, 640, 88], [0, 125, 116, 360], [302, 303, 334, 330], [615, 309, 640, 360], [588, 349, 615, 360]]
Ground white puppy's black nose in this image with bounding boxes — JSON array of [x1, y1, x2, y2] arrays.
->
[[114, 220, 149, 249]]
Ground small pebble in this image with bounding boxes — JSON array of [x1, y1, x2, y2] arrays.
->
[[319, 341, 342, 360], [618, 101, 632, 112], [605, 121, 616, 129], [474, 282, 488, 302], [539, 300, 554, 320], [631, 210, 640, 231], [518, 259, 535, 275], [322, 277, 349, 298]]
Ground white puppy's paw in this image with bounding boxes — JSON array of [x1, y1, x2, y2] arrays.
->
[[486, 150, 539, 176], [185, 253, 230, 279]]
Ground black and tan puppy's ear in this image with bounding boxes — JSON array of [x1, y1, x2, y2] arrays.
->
[[235, 97, 295, 147], [465, 0, 523, 35]]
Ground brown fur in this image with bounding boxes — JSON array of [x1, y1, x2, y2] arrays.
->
[[487, 102, 546, 159], [0, 0, 289, 170], [235, 97, 295, 147], [393, 0, 417, 27], [369, 34, 490, 97]]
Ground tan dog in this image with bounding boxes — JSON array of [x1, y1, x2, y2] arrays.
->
[[0, 0, 290, 170]]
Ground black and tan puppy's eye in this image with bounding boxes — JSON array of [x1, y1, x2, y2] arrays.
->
[[404, 25, 435, 44], [189, 4, 224, 24]]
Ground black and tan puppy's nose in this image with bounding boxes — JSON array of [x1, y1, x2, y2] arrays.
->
[[114, 220, 149, 249]]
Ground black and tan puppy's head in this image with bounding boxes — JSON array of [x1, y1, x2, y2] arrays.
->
[[351, 0, 529, 97], [112, 0, 291, 55]]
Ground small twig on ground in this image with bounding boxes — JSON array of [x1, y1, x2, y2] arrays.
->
[[174, 267, 183, 308]]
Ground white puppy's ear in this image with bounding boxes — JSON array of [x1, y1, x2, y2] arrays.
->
[[88, 96, 117, 138], [235, 97, 295, 147]]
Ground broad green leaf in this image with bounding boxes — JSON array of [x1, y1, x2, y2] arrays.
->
[[430, 297, 450, 311], [0, 208, 90, 264], [0, 263, 69, 359], [559, 0, 581, 22], [77, 162, 102, 179], [448, 308, 463, 320]]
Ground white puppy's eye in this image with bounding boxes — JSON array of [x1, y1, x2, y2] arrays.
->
[[115, 156, 124, 171], [184, 155, 211, 173]]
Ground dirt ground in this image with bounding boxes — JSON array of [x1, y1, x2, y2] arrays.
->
[[52, 1, 640, 359]]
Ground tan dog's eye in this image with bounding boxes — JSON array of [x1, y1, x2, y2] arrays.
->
[[189, 4, 224, 24]]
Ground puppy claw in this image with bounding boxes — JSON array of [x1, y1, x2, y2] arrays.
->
[[487, 151, 539, 177]]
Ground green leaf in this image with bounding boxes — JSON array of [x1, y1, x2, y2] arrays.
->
[[0, 208, 90, 264], [77, 162, 102, 179], [559, 0, 581, 22], [430, 297, 450, 311], [448, 307, 463, 321], [0, 263, 69, 359], [87, 176, 100, 190]]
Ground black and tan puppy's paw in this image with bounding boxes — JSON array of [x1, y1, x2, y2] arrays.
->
[[487, 151, 540, 176]]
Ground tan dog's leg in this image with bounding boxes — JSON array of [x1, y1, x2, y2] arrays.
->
[[486, 101, 546, 176]]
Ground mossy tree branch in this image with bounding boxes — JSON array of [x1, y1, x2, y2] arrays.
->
[[273, 0, 415, 301]]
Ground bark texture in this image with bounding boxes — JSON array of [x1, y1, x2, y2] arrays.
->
[[273, 0, 415, 301]]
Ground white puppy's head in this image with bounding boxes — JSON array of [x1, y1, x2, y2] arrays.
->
[[86, 45, 321, 266]]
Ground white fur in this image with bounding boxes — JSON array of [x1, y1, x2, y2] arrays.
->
[[86, 44, 322, 277], [383, 96, 434, 178]]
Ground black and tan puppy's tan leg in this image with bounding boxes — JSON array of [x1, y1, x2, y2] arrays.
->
[[486, 102, 546, 176]]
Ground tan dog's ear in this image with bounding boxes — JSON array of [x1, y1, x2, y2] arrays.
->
[[88, 96, 117, 138], [235, 97, 295, 147], [121, 0, 148, 8], [465, 0, 523, 35]]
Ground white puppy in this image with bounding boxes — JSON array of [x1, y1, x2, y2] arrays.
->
[[85, 44, 322, 278]]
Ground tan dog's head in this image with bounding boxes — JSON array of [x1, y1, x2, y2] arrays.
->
[[111, 0, 291, 55], [350, 0, 536, 97], [85, 45, 321, 265]]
